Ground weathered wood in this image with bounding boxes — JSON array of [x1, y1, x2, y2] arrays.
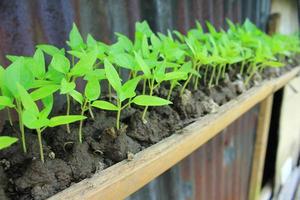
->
[[248, 95, 274, 200], [48, 67, 300, 200]]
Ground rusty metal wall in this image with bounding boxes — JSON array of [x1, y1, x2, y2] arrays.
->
[[0, 0, 270, 66], [127, 105, 259, 200], [0, 0, 270, 199]]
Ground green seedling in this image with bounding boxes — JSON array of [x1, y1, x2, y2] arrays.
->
[[0, 136, 18, 150], [92, 59, 171, 129], [2, 57, 35, 153], [17, 84, 85, 163]]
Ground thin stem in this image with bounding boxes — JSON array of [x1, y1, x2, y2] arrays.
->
[[245, 64, 256, 86], [240, 61, 245, 75], [194, 65, 201, 90], [6, 108, 13, 126], [142, 77, 154, 122], [66, 94, 71, 133], [88, 103, 95, 119], [36, 128, 44, 163], [208, 66, 216, 88], [116, 100, 121, 130], [78, 100, 88, 143], [16, 101, 27, 153], [167, 81, 175, 100], [204, 66, 209, 86], [215, 64, 223, 86], [180, 73, 193, 96], [221, 64, 226, 78]]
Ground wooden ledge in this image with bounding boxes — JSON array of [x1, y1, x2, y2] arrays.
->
[[49, 67, 300, 200]]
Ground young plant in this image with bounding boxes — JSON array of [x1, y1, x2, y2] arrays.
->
[[2, 57, 35, 153], [17, 84, 86, 163], [92, 59, 171, 129]]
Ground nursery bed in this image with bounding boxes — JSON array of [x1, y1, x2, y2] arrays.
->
[[46, 66, 300, 200]]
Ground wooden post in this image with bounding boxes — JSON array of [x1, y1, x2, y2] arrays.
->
[[248, 95, 274, 200]]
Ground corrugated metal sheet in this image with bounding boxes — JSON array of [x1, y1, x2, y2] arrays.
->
[[0, 0, 271, 66], [127, 105, 259, 200], [0, 0, 271, 198]]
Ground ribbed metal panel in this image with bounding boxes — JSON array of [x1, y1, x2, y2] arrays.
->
[[0, 0, 270, 199], [127, 106, 259, 200]]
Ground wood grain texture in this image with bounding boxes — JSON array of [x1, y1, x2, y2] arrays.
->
[[48, 67, 300, 200], [248, 95, 274, 200]]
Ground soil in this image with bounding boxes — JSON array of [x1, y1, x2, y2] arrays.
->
[[0, 62, 298, 200]]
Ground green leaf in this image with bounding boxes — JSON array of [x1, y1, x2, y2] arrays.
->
[[112, 53, 136, 70], [30, 85, 60, 101], [69, 90, 83, 105], [50, 54, 70, 74], [60, 78, 76, 94], [4, 58, 34, 96], [85, 79, 100, 101], [32, 49, 46, 79], [37, 44, 64, 56], [67, 23, 84, 50], [134, 52, 151, 78], [132, 95, 172, 106], [22, 110, 49, 129], [70, 50, 97, 76], [92, 100, 119, 111], [142, 35, 150, 58], [120, 76, 141, 101], [163, 72, 187, 81], [39, 95, 53, 119], [0, 136, 18, 150], [84, 69, 106, 81], [17, 84, 39, 116], [0, 96, 14, 108], [104, 59, 122, 93], [87, 34, 97, 48], [49, 115, 86, 127]]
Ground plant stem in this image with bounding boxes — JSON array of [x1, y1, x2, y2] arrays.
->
[[194, 65, 201, 90], [240, 61, 245, 75], [208, 66, 216, 88], [6, 108, 13, 126], [215, 64, 222, 85], [36, 128, 44, 163], [180, 73, 193, 96], [78, 100, 88, 143], [204, 65, 209, 86], [221, 64, 226, 78], [16, 100, 27, 153], [116, 100, 121, 130], [142, 78, 154, 122], [66, 94, 71, 133], [245, 64, 256, 86], [88, 104, 94, 119], [167, 81, 175, 100]]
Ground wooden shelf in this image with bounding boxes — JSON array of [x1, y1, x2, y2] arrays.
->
[[48, 67, 300, 200]]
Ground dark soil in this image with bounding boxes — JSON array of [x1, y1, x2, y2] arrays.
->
[[0, 63, 298, 200]]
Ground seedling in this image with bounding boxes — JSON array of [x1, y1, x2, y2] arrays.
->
[[92, 59, 171, 129], [17, 84, 85, 162]]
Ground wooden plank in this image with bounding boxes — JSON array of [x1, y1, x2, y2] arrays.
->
[[248, 95, 274, 200], [48, 67, 300, 200]]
